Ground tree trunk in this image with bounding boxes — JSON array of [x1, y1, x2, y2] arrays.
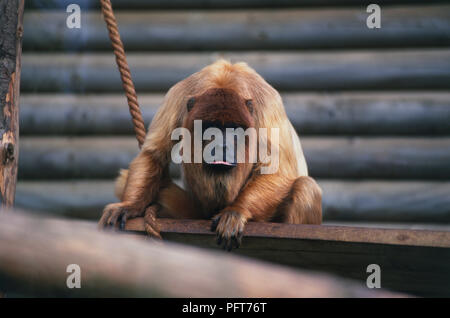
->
[[0, 0, 24, 207]]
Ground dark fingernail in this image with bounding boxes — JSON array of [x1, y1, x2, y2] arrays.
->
[[238, 231, 243, 239], [232, 236, 239, 249], [226, 240, 233, 252], [211, 219, 218, 231]]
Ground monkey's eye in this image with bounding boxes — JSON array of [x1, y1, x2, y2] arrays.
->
[[245, 99, 253, 113], [187, 97, 195, 112]]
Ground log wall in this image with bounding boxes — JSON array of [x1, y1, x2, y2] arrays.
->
[[17, 1, 450, 226]]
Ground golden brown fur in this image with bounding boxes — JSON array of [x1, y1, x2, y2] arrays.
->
[[99, 59, 322, 250]]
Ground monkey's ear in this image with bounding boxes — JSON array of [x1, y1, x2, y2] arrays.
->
[[187, 97, 195, 112], [245, 99, 254, 114]]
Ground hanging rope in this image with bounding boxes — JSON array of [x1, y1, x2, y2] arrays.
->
[[99, 0, 146, 148]]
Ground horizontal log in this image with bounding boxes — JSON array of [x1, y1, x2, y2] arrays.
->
[[321, 180, 450, 222], [24, 0, 449, 9], [19, 92, 450, 135], [16, 180, 116, 220], [15, 180, 450, 223], [23, 6, 450, 51], [1, 211, 396, 297], [21, 50, 450, 92], [17, 137, 450, 180], [303, 137, 450, 179]]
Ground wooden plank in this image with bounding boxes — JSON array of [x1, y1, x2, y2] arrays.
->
[[0, 0, 24, 207], [324, 222, 450, 231], [0, 210, 403, 297], [23, 6, 450, 51], [15, 180, 450, 223], [128, 218, 450, 248], [19, 92, 450, 136], [17, 137, 450, 180], [24, 0, 449, 9], [124, 218, 450, 296], [20, 50, 450, 92]]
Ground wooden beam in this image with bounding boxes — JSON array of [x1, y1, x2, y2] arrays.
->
[[23, 6, 450, 51], [19, 92, 450, 136], [20, 50, 450, 92], [324, 222, 450, 232], [0, 0, 24, 207], [125, 218, 450, 297], [17, 137, 450, 180], [128, 218, 450, 248], [0, 210, 403, 297], [15, 180, 450, 225]]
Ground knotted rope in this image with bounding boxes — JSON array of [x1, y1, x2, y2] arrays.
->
[[99, 0, 146, 148]]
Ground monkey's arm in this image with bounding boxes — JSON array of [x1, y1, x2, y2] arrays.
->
[[229, 174, 293, 220], [98, 149, 167, 229], [98, 87, 179, 231], [211, 173, 291, 249]]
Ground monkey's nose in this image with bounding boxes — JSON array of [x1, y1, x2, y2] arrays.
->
[[208, 144, 237, 167]]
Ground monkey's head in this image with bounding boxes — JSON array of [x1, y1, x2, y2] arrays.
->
[[183, 87, 256, 174]]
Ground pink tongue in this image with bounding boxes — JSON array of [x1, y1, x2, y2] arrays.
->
[[212, 161, 233, 166]]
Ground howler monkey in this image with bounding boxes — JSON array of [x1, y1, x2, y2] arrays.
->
[[99, 60, 322, 250]]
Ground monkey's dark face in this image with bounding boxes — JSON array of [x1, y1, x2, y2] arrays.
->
[[201, 120, 239, 172], [184, 88, 255, 173]]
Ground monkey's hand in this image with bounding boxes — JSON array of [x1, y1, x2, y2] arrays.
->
[[98, 202, 144, 231], [211, 210, 247, 251]]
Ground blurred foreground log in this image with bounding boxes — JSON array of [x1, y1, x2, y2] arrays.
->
[[0, 210, 402, 297], [0, 0, 24, 207]]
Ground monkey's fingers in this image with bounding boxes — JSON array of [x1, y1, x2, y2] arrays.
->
[[222, 231, 243, 251], [234, 231, 243, 248], [99, 203, 124, 229], [211, 215, 220, 232], [107, 209, 126, 229], [98, 209, 112, 229], [118, 213, 127, 230], [212, 210, 246, 251]]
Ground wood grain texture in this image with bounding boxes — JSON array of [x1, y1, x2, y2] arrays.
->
[[15, 180, 450, 223], [124, 218, 450, 297], [19, 92, 450, 136], [17, 137, 450, 180], [0, 0, 24, 207], [0, 210, 403, 297], [23, 6, 450, 51], [20, 50, 450, 92]]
